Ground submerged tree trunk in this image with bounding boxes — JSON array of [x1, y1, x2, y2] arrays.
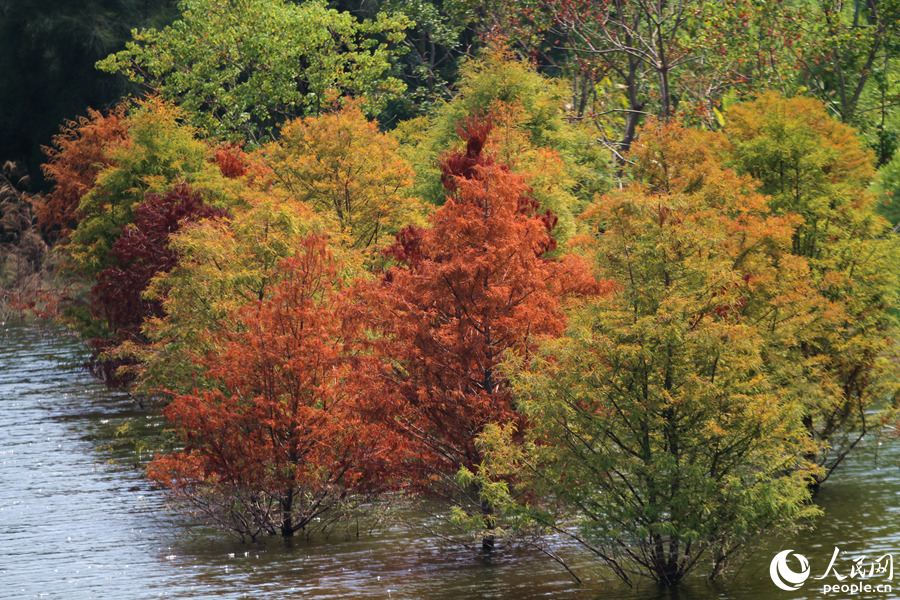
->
[[481, 498, 496, 551], [281, 491, 294, 538]]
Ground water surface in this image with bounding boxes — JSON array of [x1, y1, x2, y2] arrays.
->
[[2, 324, 899, 599]]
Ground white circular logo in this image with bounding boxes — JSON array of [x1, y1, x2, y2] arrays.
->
[[770, 549, 811, 591]]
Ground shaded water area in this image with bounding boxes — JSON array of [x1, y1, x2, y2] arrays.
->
[[2, 323, 900, 600]]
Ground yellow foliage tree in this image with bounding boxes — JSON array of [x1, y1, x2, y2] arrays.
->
[[726, 93, 900, 485], [265, 102, 424, 261], [487, 120, 823, 585]]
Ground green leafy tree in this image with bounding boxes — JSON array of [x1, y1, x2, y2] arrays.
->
[[479, 0, 749, 158], [378, 0, 468, 116], [470, 0, 900, 166], [875, 148, 900, 226], [795, 1, 900, 140], [97, 0, 408, 143]]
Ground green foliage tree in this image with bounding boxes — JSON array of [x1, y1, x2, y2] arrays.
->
[[377, 0, 468, 116], [97, 0, 408, 143], [875, 148, 900, 226], [490, 121, 822, 584], [471, 0, 900, 168], [795, 0, 900, 154], [726, 92, 900, 485], [477, 0, 757, 157]]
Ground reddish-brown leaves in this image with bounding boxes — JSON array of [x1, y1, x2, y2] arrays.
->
[[357, 116, 607, 506], [91, 184, 226, 339], [37, 105, 129, 243], [86, 184, 226, 386], [439, 114, 497, 192], [213, 142, 250, 179], [149, 235, 397, 538]]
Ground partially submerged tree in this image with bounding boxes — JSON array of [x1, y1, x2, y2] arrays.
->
[[148, 235, 394, 540], [494, 121, 823, 584], [726, 92, 900, 486], [55, 98, 237, 384], [358, 116, 603, 547]]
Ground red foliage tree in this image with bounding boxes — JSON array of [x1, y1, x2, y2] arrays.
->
[[358, 117, 606, 541], [88, 184, 226, 384], [148, 235, 395, 539], [213, 142, 250, 179], [37, 105, 129, 243]]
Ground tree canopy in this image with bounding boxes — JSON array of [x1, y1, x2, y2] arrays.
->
[[726, 92, 900, 484], [491, 120, 824, 584], [97, 0, 408, 142]]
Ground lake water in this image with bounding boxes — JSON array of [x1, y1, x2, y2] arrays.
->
[[2, 323, 899, 600]]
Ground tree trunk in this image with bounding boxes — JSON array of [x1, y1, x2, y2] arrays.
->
[[480, 493, 496, 551], [281, 491, 294, 537]]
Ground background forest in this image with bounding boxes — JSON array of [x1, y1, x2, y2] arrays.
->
[[3, 0, 900, 588]]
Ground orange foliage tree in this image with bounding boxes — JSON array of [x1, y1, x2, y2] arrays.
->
[[148, 235, 395, 540], [36, 105, 129, 243], [357, 117, 605, 544]]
